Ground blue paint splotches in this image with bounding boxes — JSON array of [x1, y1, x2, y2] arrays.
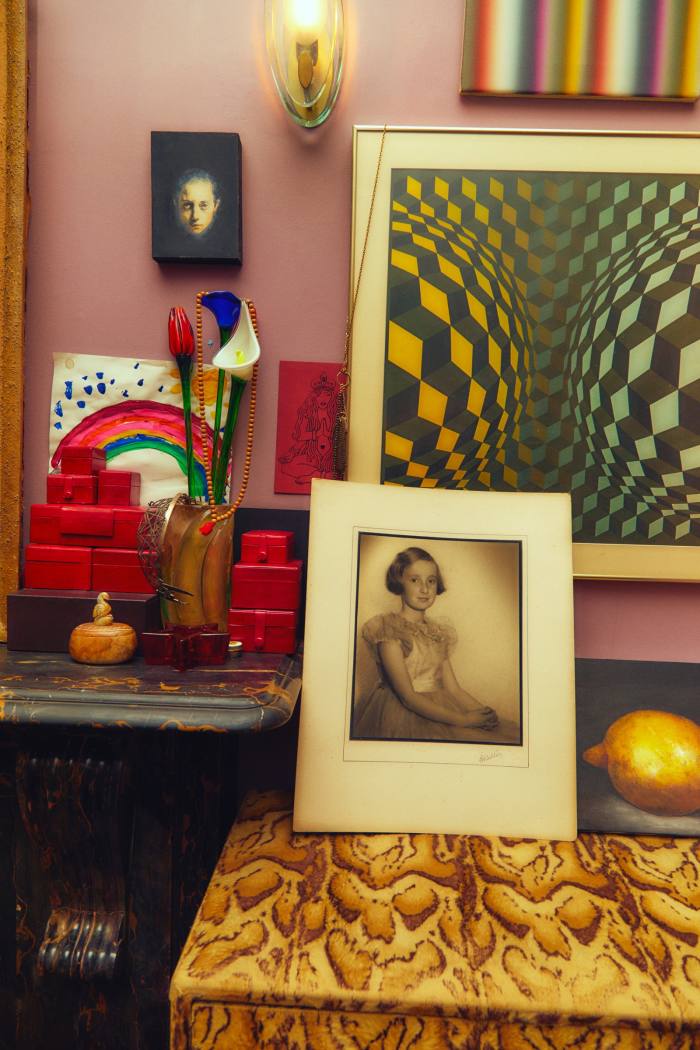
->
[[53, 365, 151, 429]]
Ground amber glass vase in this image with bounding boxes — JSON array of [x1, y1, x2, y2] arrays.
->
[[158, 500, 234, 632]]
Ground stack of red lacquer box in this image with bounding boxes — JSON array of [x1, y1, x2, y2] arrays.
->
[[228, 530, 301, 653], [25, 447, 153, 594], [7, 447, 160, 652]]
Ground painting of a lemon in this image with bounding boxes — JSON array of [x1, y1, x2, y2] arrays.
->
[[583, 710, 700, 817]]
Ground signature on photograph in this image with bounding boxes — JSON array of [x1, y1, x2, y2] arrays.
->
[[479, 750, 503, 764]]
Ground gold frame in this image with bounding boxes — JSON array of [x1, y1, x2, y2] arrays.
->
[[294, 480, 577, 839], [0, 0, 27, 641], [348, 125, 700, 583]]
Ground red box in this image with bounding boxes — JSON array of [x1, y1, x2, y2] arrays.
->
[[24, 545, 92, 590], [142, 625, 228, 671], [240, 530, 294, 566], [29, 504, 145, 550], [98, 469, 141, 507], [46, 473, 97, 505], [231, 560, 302, 611], [92, 548, 154, 594], [228, 609, 297, 653], [60, 447, 107, 476]]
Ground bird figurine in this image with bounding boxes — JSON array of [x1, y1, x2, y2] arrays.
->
[[68, 592, 138, 665]]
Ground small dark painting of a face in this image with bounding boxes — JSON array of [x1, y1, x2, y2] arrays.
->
[[175, 170, 221, 237], [151, 132, 242, 264]]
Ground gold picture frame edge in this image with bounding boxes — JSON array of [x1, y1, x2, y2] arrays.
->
[[0, 0, 27, 642], [348, 126, 700, 584], [352, 123, 700, 138], [573, 543, 700, 583]]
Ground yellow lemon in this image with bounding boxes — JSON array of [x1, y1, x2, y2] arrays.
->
[[583, 709, 700, 817]]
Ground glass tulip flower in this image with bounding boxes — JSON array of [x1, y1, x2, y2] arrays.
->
[[210, 300, 262, 502], [168, 306, 197, 497], [202, 291, 243, 482]]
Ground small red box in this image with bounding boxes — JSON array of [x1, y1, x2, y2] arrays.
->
[[29, 504, 145, 549], [92, 548, 154, 594], [231, 560, 302, 611], [240, 530, 294, 566], [142, 625, 228, 671], [228, 609, 297, 653], [24, 545, 92, 590], [46, 473, 97, 505], [98, 469, 141, 507], [60, 447, 107, 476]]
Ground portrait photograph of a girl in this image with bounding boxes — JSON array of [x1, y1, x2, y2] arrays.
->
[[350, 533, 522, 746]]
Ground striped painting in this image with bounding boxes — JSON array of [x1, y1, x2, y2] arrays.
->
[[461, 0, 700, 99]]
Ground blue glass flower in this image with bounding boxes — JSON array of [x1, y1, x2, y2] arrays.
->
[[201, 291, 241, 332]]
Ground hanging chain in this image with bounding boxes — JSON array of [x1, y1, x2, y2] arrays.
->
[[194, 291, 213, 503], [194, 292, 259, 530], [333, 125, 388, 479]]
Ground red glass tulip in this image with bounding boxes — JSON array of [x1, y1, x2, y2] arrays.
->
[[167, 306, 197, 497], [168, 306, 195, 361]]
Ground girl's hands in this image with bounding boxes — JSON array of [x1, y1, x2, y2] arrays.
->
[[459, 706, 499, 730], [442, 660, 500, 728]]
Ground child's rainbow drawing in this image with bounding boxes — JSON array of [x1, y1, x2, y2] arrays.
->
[[51, 402, 212, 498], [49, 352, 227, 503]]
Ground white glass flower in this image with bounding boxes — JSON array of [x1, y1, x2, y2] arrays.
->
[[212, 300, 261, 381]]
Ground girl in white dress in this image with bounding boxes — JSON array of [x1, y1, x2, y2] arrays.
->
[[353, 547, 499, 741]]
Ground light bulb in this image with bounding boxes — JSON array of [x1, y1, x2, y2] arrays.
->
[[265, 0, 344, 129], [289, 0, 323, 32]]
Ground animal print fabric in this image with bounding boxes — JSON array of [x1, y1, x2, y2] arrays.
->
[[170, 792, 700, 1049]]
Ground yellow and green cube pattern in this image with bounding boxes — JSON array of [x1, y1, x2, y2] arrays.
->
[[383, 169, 700, 544]]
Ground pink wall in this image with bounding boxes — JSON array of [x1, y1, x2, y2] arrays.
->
[[25, 0, 700, 661]]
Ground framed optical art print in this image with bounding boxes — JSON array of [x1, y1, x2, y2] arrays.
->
[[293, 480, 577, 839], [347, 127, 700, 582]]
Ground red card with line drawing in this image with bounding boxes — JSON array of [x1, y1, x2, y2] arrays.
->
[[274, 361, 340, 494]]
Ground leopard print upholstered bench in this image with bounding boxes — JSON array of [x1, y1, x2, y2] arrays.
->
[[170, 791, 700, 1049]]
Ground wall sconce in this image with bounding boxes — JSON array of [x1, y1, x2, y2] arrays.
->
[[265, 0, 344, 129]]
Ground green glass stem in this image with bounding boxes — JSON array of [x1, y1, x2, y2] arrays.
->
[[179, 361, 197, 499], [210, 324, 233, 482], [210, 370, 227, 483], [213, 376, 246, 504]]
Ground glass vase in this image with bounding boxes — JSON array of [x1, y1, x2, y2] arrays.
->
[[158, 499, 234, 632]]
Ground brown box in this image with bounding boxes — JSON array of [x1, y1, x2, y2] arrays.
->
[[7, 590, 161, 653]]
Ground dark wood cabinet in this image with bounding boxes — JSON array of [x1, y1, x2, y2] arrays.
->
[[0, 649, 301, 1050]]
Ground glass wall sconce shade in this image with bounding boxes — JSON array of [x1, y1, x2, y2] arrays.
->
[[265, 0, 344, 128]]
